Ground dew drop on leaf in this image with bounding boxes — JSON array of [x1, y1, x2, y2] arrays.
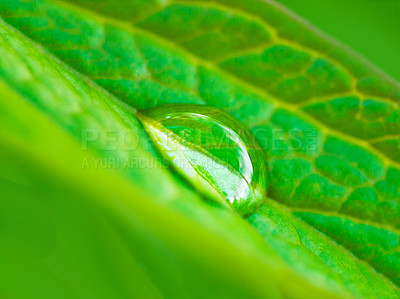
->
[[138, 104, 268, 215]]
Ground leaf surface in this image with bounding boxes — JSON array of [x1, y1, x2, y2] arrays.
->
[[0, 23, 338, 299], [1, 0, 400, 297]]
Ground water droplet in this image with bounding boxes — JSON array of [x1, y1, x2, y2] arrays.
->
[[138, 104, 268, 215]]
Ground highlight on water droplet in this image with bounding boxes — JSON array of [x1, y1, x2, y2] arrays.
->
[[137, 104, 268, 215]]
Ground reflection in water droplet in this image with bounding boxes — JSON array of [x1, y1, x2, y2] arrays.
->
[[138, 104, 268, 215]]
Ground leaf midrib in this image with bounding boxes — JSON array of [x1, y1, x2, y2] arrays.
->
[[49, 0, 400, 171]]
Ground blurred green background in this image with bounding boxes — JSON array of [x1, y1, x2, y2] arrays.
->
[[277, 0, 400, 82]]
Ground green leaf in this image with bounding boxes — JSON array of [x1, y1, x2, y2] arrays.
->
[[0, 0, 400, 297], [0, 27, 336, 299]]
